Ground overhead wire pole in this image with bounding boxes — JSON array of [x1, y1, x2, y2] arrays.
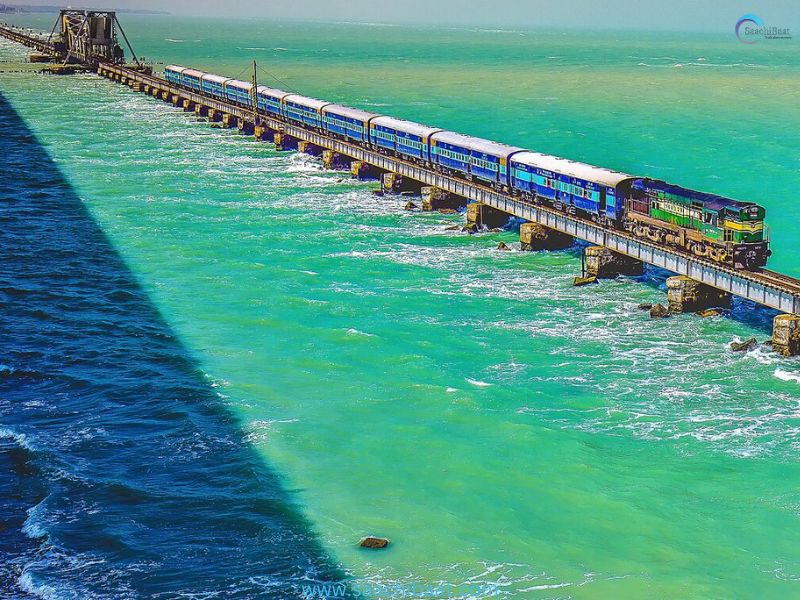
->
[[251, 60, 259, 128]]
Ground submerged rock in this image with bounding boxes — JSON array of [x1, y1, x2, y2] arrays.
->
[[438, 208, 457, 215], [730, 338, 758, 352], [496, 242, 511, 251], [462, 223, 479, 235], [359, 536, 390, 549], [637, 303, 653, 311], [372, 189, 385, 197], [444, 225, 460, 231], [404, 201, 417, 210], [649, 303, 670, 318], [696, 309, 722, 318]]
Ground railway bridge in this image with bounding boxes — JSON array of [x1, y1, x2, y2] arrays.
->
[[1, 20, 799, 356]]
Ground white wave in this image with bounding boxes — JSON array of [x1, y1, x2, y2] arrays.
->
[[346, 328, 375, 337], [164, 38, 185, 43], [466, 378, 492, 387], [0, 426, 35, 451], [446, 387, 458, 393], [775, 369, 800, 384]]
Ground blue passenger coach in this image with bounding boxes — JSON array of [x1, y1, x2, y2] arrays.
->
[[224, 79, 254, 107], [321, 104, 377, 143], [283, 95, 330, 129], [509, 152, 635, 222], [369, 116, 442, 162], [201, 74, 231, 99], [256, 86, 290, 116], [164, 65, 185, 86], [180, 68, 205, 92], [429, 131, 524, 187]]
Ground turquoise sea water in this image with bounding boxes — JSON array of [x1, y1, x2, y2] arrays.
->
[[1, 15, 800, 599]]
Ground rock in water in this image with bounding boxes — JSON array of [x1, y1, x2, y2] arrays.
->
[[359, 536, 390, 549], [444, 225, 460, 231], [496, 242, 511, 251], [404, 201, 417, 210], [649, 303, 670, 318], [573, 276, 597, 287], [637, 303, 653, 311], [730, 338, 758, 352], [696, 309, 722, 318]]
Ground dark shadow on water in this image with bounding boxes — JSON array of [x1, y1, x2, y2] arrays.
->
[[0, 92, 356, 598]]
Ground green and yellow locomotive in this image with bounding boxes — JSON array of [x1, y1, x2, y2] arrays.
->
[[624, 179, 770, 270]]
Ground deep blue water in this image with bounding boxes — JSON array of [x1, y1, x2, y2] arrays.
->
[[0, 92, 353, 598]]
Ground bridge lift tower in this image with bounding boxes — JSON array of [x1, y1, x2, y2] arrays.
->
[[47, 9, 141, 67]]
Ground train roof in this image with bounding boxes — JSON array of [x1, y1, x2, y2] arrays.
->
[[226, 79, 253, 91], [636, 179, 764, 211], [511, 151, 636, 187], [256, 85, 291, 99], [182, 68, 206, 78], [283, 94, 329, 111], [321, 103, 379, 122], [164, 64, 186, 73], [431, 131, 525, 158], [202, 73, 231, 84], [369, 116, 441, 138]]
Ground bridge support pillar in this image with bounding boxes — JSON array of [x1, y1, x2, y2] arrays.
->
[[421, 186, 466, 211], [171, 94, 181, 106], [254, 125, 273, 141], [238, 119, 255, 135], [160, 90, 170, 101], [382, 173, 422, 195], [131, 82, 143, 93], [322, 150, 351, 170], [207, 109, 222, 123], [297, 140, 323, 156], [519, 222, 574, 251], [584, 246, 644, 279], [466, 201, 510, 229], [350, 160, 381, 180], [273, 132, 297, 151], [195, 104, 209, 118], [221, 113, 238, 128], [772, 314, 800, 356], [666, 276, 731, 313], [182, 99, 195, 111]]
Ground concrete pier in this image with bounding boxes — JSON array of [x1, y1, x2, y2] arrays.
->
[[421, 186, 466, 212], [382, 172, 422, 195], [238, 119, 255, 135], [583, 246, 644, 278], [322, 149, 351, 170], [298, 140, 323, 156], [254, 124, 273, 141], [207, 109, 222, 123], [222, 113, 238, 128], [194, 104, 209, 118], [466, 202, 510, 229], [350, 160, 381, 180], [519, 222, 574, 251], [182, 99, 194, 111], [772, 314, 800, 356], [666, 276, 732, 313], [273, 132, 298, 151]]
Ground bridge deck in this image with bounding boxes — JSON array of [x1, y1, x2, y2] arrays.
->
[[1, 25, 798, 315]]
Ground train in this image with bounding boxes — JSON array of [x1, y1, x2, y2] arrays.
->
[[164, 65, 771, 271]]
